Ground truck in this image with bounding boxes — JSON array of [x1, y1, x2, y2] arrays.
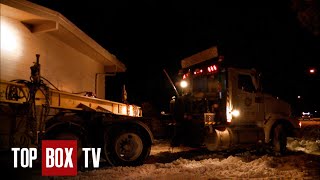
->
[[298, 111, 320, 140], [0, 54, 154, 167], [163, 46, 300, 155]]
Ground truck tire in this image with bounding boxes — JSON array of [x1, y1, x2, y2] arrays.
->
[[104, 127, 151, 166], [272, 124, 287, 155]]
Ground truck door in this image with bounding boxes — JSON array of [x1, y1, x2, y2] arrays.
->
[[228, 68, 264, 126]]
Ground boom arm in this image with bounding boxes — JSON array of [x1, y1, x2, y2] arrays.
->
[[163, 69, 180, 97]]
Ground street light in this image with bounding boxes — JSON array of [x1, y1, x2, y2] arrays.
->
[[309, 68, 316, 74]]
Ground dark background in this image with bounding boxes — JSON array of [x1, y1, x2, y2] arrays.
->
[[29, 0, 320, 115]]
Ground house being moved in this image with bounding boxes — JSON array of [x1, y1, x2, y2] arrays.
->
[[0, 0, 126, 99]]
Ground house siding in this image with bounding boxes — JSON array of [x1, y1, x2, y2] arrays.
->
[[0, 16, 106, 99]]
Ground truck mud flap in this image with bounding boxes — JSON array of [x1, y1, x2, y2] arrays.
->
[[204, 127, 232, 151]]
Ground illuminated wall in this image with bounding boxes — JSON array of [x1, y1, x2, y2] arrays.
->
[[0, 16, 106, 98]]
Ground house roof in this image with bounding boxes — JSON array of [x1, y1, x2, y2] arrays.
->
[[0, 0, 126, 72]]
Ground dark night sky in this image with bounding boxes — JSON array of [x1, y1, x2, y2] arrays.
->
[[29, 0, 320, 113]]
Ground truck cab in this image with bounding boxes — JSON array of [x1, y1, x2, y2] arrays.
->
[[167, 46, 300, 154]]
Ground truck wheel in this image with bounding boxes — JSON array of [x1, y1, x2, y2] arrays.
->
[[104, 127, 151, 166], [272, 124, 287, 155]]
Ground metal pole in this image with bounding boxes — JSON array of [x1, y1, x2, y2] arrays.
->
[[163, 69, 180, 97]]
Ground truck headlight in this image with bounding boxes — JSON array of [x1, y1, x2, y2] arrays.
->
[[180, 80, 188, 88], [231, 109, 240, 117]]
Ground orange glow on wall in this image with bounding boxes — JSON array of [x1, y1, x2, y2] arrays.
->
[[0, 17, 22, 55]]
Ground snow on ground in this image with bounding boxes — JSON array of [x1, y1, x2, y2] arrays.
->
[[287, 137, 320, 155], [55, 137, 320, 180], [76, 156, 306, 180]]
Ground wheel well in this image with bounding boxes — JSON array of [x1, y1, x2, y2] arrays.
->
[[43, 122, 86, 141], [270, 119, 294, 141]]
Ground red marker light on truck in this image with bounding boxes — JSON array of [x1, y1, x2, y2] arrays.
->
[[208, 65, 218, 73]]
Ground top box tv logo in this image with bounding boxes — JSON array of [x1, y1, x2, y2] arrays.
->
[[42, 140, 77, 176]]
